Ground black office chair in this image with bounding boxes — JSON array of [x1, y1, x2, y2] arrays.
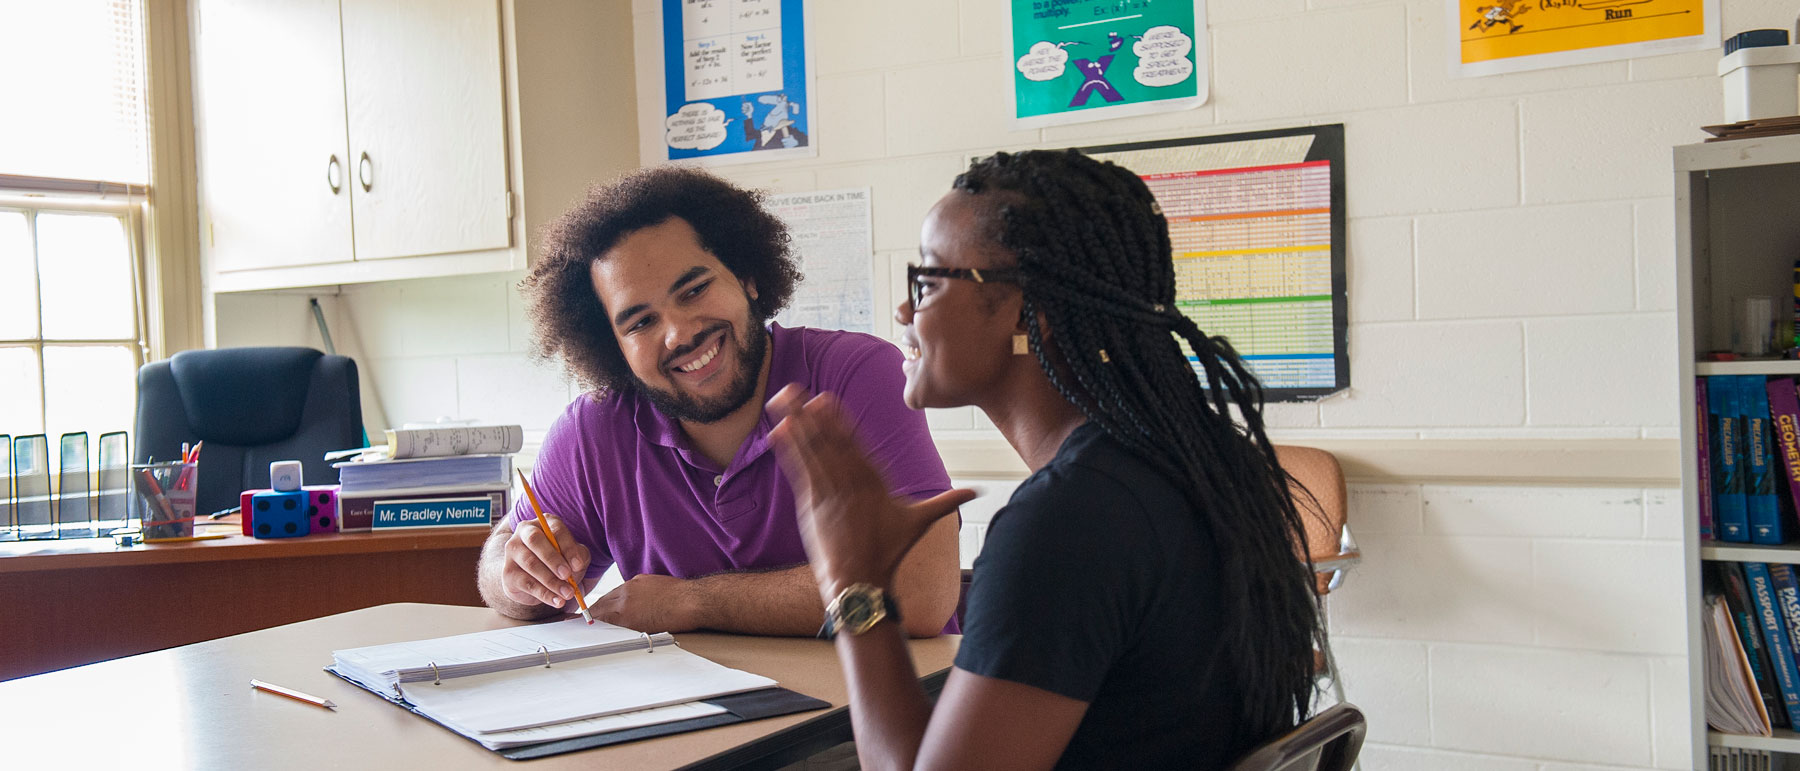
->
[[134, 347, 363, 519], [1227, 703, 1367, 771]]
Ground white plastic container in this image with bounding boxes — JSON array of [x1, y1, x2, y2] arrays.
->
[[1719, 43, 1800, 122]]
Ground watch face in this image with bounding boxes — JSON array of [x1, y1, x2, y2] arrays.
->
[[841, 592, 879, 628], [834, 586, 888, 636]]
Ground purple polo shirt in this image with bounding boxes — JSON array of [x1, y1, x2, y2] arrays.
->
[[509, 323, 952, 588]]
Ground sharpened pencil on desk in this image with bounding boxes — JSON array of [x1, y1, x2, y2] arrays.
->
[[250, 679, 335, 710], [516, 469, 594, 625]]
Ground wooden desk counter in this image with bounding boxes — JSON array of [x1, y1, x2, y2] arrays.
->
[[0, 529, 489, 681], [0, 603, 962, 770]]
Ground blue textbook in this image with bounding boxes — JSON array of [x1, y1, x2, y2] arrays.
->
[[1743, 375, 1784, 544], [1713, 376, 1750, 542]]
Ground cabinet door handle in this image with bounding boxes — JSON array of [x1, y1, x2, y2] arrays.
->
[[358, 151, 373, 192], [327, 155, 342, 194]]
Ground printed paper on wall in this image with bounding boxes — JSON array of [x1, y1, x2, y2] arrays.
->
[[1011, 0, 1209, 130], [641, 0, 816, 166], [1451, 0, 1718, 77]]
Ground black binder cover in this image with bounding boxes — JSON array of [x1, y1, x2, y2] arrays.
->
[[326, 666, 830, 761]]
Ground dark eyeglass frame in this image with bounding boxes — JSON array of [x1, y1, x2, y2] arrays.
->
[[907, 264, 1023, 309]]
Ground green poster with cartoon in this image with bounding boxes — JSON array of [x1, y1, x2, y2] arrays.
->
[[1011, 0, 1207, 129]]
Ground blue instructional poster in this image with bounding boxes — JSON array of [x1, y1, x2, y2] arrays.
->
[[658, 0, 814, 165]]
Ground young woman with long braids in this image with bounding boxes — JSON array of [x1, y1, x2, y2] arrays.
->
[[769, 149, 1324, 770]]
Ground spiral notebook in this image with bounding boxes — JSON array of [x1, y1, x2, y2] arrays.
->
[[326, 618, 828, 759]]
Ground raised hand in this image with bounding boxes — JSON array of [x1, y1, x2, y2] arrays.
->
[[768, 384, 976, 602]]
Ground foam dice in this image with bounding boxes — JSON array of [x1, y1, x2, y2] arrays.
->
[[305, 485, 340, 533], [243, 484, 338, 535], [240, 489, 262, 537], [249, 491, 310, 539]]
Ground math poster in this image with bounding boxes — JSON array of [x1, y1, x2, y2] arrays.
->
[[1083, 126, 1348, 401], [1451, 0, 1717, 77], [643, 0, 815, 166], [1011, 0, 1208, 130]]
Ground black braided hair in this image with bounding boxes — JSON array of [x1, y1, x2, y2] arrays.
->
[[955, 149, 1324, 746]]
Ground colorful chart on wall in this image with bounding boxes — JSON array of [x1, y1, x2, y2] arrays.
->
[[1082, 126, 1348, 401], [1450, 0, 1718, 77], [1011, 0, 1208, 130], [643, 0, 815, 166]]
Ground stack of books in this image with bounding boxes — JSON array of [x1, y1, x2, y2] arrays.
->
[[1698, 376, 1800, 545], [332, 425, 523, 532]]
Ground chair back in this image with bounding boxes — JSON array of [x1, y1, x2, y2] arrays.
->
[[134, 347, 362, 518], [1227, 703, 1366, 771], [1273, 445, 1351, 595]]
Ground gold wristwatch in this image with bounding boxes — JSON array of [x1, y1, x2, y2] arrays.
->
[[819, 583, 900, 640]]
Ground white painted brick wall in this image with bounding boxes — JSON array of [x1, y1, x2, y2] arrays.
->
[[1346, 216, 1414, 323], [1318, 320, 1525, 427], [1414, 203, 1636, 320], [1343, 98, 1522, 218], [1326, 482, 1690, 770], [1525, 314, 1679, 427], [1211, 7, 1410, 123]]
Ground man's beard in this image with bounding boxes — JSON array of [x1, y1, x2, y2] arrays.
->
[[633, 316, 769, 424]]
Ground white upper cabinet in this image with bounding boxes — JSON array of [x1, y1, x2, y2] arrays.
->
[[193, 0, 514, 286], [192, 0, 354, 272], [193, 0, 639, 294], [340, 0, 510, 262]]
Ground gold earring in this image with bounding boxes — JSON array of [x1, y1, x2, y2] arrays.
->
[[1013, 334, 1030, 355]]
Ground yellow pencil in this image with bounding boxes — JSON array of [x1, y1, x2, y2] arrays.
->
[[142, 533, 230, 543], [250, 679, 336, 710], [516, 469, 594, 624]]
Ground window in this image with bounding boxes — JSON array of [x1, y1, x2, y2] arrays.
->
[[0, 205, 144, 444], [0, 0, 149, 184], [0, 0, 152, 535]]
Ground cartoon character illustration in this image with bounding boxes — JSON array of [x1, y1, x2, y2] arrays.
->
[[1468, 1, 1529, 34], [1070, 57, 1124, 106], [756, 92, 805, 149], [733, 93, 807, 151]]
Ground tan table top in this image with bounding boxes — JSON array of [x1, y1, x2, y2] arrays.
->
[[0, 602, 960, 769]]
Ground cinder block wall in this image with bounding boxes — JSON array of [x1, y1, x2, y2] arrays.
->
[[214, 2, 1800, 767]]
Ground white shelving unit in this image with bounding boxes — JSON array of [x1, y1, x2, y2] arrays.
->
[[1679, 133, 1800, 766]]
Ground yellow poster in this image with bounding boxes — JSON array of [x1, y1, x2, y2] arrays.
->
[[1452, 0, 1717, 77]]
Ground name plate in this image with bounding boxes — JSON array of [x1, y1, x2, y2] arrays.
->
[[372, 497, 494, 529]]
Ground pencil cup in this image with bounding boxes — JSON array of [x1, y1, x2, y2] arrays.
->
[[131, 460, 198, 541]]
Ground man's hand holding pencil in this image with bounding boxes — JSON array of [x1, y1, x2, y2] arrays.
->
[[505, 471, 595, 623]]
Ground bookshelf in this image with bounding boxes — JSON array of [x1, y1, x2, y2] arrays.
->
[[1679, 133, 1800, 766]]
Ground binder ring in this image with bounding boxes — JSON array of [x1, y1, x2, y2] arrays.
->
[[429, 661, 441, 685], [539, 645, 552, 668], [643, 632, 655, 653]]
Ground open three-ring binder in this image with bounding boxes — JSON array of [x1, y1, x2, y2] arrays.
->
[[326, 617, 828, 760]]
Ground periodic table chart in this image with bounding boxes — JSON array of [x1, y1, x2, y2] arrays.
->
[[1087, 126, 1348, 400]]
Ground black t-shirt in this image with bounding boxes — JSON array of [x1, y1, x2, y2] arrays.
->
[[954, 422, 1245, 770]]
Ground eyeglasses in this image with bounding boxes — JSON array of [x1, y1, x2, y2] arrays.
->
[[907, 264, 1022, 310]]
